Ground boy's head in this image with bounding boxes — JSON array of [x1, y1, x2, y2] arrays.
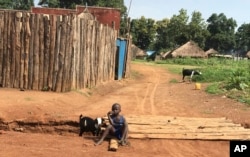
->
[[111, 103, 121, 115]]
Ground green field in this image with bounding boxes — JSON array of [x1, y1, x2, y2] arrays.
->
[[133, 58, 250, 105]]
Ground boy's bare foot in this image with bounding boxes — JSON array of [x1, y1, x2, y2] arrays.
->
[[94, 140, 102, 146], [119, 140, 130, 146]]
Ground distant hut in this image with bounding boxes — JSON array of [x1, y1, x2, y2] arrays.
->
[[161, 51, 172, 59], [131, 44, 147, 59], [246, 51, 250, 59], [205, 48, 219, 58], [213, 54, 233, 59], [171, 41, 206, 58]]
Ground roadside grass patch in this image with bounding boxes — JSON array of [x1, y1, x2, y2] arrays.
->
[[205, 83, 225, 94]]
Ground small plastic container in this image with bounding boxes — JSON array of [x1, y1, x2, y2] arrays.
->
[[195, 83, 201, 90]]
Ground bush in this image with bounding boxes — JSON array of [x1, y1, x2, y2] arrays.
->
[[224, 68, 250, 91]]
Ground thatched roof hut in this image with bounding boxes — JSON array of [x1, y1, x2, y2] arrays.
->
[[246, 51, 250, 59], [131, 44, 147, 59], [161, 51, 172, 59], [171, 41, 206, 58], [205, 48, 219, 57]]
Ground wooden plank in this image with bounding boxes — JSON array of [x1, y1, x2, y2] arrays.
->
[[61, 15, 72, 92], [23, 12, 31, 89], [90, 20, 96, 88], [28, 13, 35, 89], [78, 19, 83, 89], [48, 15, 56, 90], [124, 36, 131, 78], [83, 19, 88, 88], [55, 15, 67, 92], [104, 115, 250, 140], [127, 116, 232, 124], [4, 11, 12, 87], [85, 20, 92, 88], [38, 14, 45, 90], [43, 15, 50, 90], [67, 15, 75, 92], [71, 16, 79, 89], [96, 22, 103, 84], [126, 115, 229, 121], [128, 125, 248, 134], [129, 132, 250, 140], [104, 116, 233, 124], [9, 12, 18, 88], [109, 138, 118, 151], [52, 16, 61, 91], [32, 14, 40, 90], [94, 22, 100, 85], [95, 22, 101, 84], [20, 12, 25, 89], [0, 11, 4, 86]]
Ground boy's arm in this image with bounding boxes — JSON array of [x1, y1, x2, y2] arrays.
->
[[121, 117, 128, 141], [107, 111, 115, 126]]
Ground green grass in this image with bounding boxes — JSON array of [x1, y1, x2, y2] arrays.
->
[[133, 58, 250, 105], [205, 83, 225, 94]]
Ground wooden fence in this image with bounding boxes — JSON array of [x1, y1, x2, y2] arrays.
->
[[0, 10, 120, 92]]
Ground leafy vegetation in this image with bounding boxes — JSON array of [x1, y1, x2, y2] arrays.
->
[[0, 0, 34, 10], [134, 58, 250, 105], [130, 9, 250, 57]]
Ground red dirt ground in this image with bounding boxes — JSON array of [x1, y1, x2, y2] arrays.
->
[[1, 62, 250, 157]]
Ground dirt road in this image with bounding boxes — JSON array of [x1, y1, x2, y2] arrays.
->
[[1, 62, 250, 157]]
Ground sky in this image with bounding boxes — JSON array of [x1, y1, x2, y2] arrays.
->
[[34, 0, 39, 6], [124, 0, 250, 27]]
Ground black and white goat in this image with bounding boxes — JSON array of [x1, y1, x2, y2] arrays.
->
[[182, 68, 202, 82], [79, 114, 104, 136]]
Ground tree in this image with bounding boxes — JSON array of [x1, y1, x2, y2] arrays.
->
[[0, 0, 34, 10], [154, 18, 170, 51], [38, 0, 82, 8], [206, 13, 237, 53], [235, 23, 250, 53], [187, 11, 209, 49], [165, 9, 189, 49], [130, 16, 157, 50]]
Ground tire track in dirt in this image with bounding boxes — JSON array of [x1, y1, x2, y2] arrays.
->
[[134, 66, 160, 115], [148, 68, 160, 115]]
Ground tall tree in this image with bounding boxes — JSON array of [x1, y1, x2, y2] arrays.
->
[[206, 13, 237, 53], [165, 9, 189, 49], [187, 11, 209, 49], [154, 18, 170, 51], [130, 16, 156, 50], [235, 23, 250, 53]]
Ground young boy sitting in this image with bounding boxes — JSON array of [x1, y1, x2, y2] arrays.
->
[[95, 103, 128, 146]]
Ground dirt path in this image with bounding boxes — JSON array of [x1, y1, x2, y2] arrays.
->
[[0, 62, 250, 157]]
